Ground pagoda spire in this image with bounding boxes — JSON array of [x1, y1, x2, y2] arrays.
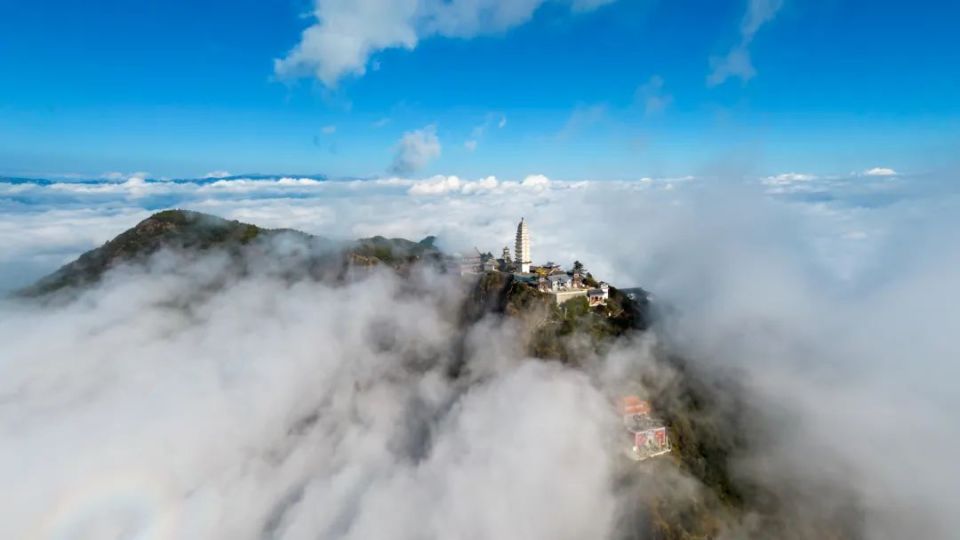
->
[[514, 217, 531, 273]]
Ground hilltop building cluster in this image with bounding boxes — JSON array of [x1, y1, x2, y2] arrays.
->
[[458, 218, 610, 307]]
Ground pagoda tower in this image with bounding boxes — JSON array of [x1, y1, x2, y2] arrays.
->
[[515, 218, 531, 273]]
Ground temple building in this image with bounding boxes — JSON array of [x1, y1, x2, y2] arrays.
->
[[453, 216, 611, 305], [515, 217, 531, 273], [588, 282, 610, 307]]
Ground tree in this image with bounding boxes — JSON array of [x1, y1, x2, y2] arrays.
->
[[572, 260, 585, 275]]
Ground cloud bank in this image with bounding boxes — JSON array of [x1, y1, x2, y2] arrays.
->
[[1, 169, 959, 538], [0, 257, 622, 539]]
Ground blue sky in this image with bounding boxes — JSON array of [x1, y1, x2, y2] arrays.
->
[[1, 0, 958, 179]]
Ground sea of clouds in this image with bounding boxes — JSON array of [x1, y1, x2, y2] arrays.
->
[[1, 170, 958, 539]]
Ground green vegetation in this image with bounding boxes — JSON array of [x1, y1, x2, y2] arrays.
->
[[463, 271, 648, 364], [17, 210, 441, 298], [19, 210, 267, 296], [351, 235, 442, 268]]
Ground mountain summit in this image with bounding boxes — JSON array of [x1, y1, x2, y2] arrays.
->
[[19, 210, 440, 297]]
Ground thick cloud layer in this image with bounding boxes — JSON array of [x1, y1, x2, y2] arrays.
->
[[1, 171, 959, 538], [0, 255, 622, 539]]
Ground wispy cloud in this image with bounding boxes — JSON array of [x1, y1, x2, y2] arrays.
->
[[636, 75, 673, 116], [557, 104, 606, 140], [463, 113, 507, 152], [708, 0, 783, 86]]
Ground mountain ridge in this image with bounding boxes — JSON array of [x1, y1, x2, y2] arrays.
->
[[13, 209, 863, 539], [18, 209, 441, 298]]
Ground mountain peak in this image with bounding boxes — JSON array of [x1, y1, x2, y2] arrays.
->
[[18, 210, 264, 297], [17, 210, 447, 298]]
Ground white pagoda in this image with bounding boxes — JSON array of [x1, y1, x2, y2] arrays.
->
[[515, 217, 531, 273]]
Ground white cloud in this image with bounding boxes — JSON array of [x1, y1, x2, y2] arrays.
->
[[520, 173, 550, 191], [863, 167, 897, 177], [408, 174, 463, 195], [321, 125, 337, 135], [276, 177, 325, 186], [0, 258, 620, 539], [762, 172, 817, 185], [390, 125, 442, 175], [461, 175, 499, 194], [406, 174, 555, 196], [708, 0, 783, 86], [203, 170, 232, 179], [9, 171, 945, 293], [462, 113, 506, 152], [101, 171, 150, 182], [274, 0, 617, 86], [373, 118, 391, 128]]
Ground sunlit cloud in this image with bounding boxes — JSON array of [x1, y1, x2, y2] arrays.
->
[[863, 167, 897, 177], [274, 0, 618, 86]]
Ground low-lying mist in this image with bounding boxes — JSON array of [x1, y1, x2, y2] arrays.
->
[[0, 253, 625, 539], [1, 173, 958, 539]]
